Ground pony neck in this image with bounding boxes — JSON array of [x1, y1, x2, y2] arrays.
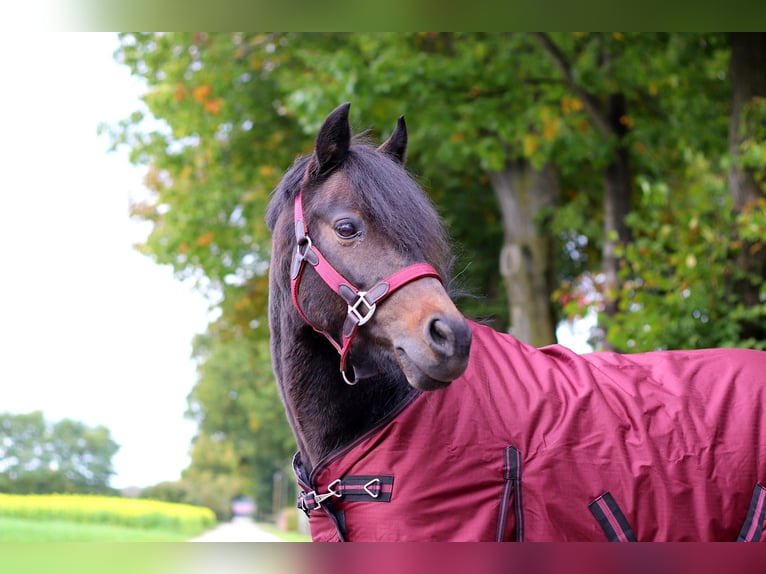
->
[[274, 310, 415, 471]]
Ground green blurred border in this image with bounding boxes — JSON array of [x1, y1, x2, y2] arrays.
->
[[2, 543, 296, 574], [12, 0, 766, 32], [4, 541, 766, 574]]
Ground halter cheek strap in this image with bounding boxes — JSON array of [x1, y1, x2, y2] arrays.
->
[[290, 191, 442, 385]]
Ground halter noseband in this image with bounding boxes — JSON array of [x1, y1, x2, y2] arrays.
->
[[290, 190, 441, 385]]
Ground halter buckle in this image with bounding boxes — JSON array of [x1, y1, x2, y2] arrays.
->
[[348, 291, 377, 326]]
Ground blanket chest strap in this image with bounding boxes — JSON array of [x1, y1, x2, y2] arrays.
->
[[297, 474, 395, 514]]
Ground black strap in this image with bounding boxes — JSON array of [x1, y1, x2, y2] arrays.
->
[[737, 483, 766, 542], [335, 475, 395, 502], [589, 492, 637, 542], [296, 474, 394, 514], [496, 445, 524, 541]]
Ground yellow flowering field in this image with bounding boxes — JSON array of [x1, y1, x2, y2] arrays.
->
[[0, 493, 216, 535]]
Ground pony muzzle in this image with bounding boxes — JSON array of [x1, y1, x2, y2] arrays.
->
[[393, 313, 472, 391]]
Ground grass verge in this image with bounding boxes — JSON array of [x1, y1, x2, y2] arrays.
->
[[0, 516, 190, 542]]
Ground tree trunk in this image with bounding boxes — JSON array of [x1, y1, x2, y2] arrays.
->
[[728, 33, 766, 209], [728, 32, 766, 339], [531, 34, 633, 350], [602, 93, 632, 332], [488, 159, 559, 347]]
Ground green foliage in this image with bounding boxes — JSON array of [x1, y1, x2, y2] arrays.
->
[[610, 154, 766, 351], [0, 412, 119, 495], [739, 96, 766, 185], [140, 474, 261, 524], [0, 516, 191, 542], [109, 33, 306, 300], [138, 479, 193, 505], [179, 465, 242, 522], [185, 325, 295, 519], [543, 33, 765, 351]]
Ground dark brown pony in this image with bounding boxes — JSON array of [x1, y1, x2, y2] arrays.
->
[[266, 103, 472, 472], [267, 104, 766, 542]]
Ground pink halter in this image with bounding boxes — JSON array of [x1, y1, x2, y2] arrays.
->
[[290, 191, 441, 384]]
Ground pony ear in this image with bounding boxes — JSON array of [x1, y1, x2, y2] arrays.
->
[[313, 102, 352, 175], [377, 116, 408, 164]]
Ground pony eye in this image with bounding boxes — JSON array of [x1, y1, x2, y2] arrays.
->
[[334, 220, 361, 240]]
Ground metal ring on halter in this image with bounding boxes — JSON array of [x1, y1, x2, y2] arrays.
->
[[342, 363, 359, 386], [296, 234, 313, 256]]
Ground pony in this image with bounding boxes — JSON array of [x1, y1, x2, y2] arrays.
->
[[266, 103, 766, 541]]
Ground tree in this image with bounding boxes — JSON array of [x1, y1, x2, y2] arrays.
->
[[108, 33, 304, 514], [533, 33, 635, 345], [180, 432, 244, 521], [0, 411, 119, 494], [105, 33, 307, 313], [185, 322, 296, 518], [727, 32, 766, 342], [139, 479, 193, 504], [606, 34, 766, 351]]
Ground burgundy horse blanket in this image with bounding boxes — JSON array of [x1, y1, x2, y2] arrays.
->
[[294, 320, 766, 541]]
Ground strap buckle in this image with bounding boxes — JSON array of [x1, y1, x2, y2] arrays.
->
[[314, 478, 342, 507], [297, 478, 342, 514], [347, 291, 377, 326], [363, 478, 381, 499]]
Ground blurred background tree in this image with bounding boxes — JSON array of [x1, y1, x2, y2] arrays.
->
[[106, 32, 766, 518], [0, 411, 119, 495]]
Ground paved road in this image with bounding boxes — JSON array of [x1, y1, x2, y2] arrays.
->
[[190, 517, 283, 542]]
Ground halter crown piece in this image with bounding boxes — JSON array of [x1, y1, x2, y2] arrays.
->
[[290, 190, 442, 385]]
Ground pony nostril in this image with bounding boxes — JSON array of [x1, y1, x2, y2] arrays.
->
[[427, 317, 456, 357]]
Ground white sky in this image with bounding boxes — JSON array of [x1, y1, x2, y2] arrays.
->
[[0, 33, 211, 489]]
